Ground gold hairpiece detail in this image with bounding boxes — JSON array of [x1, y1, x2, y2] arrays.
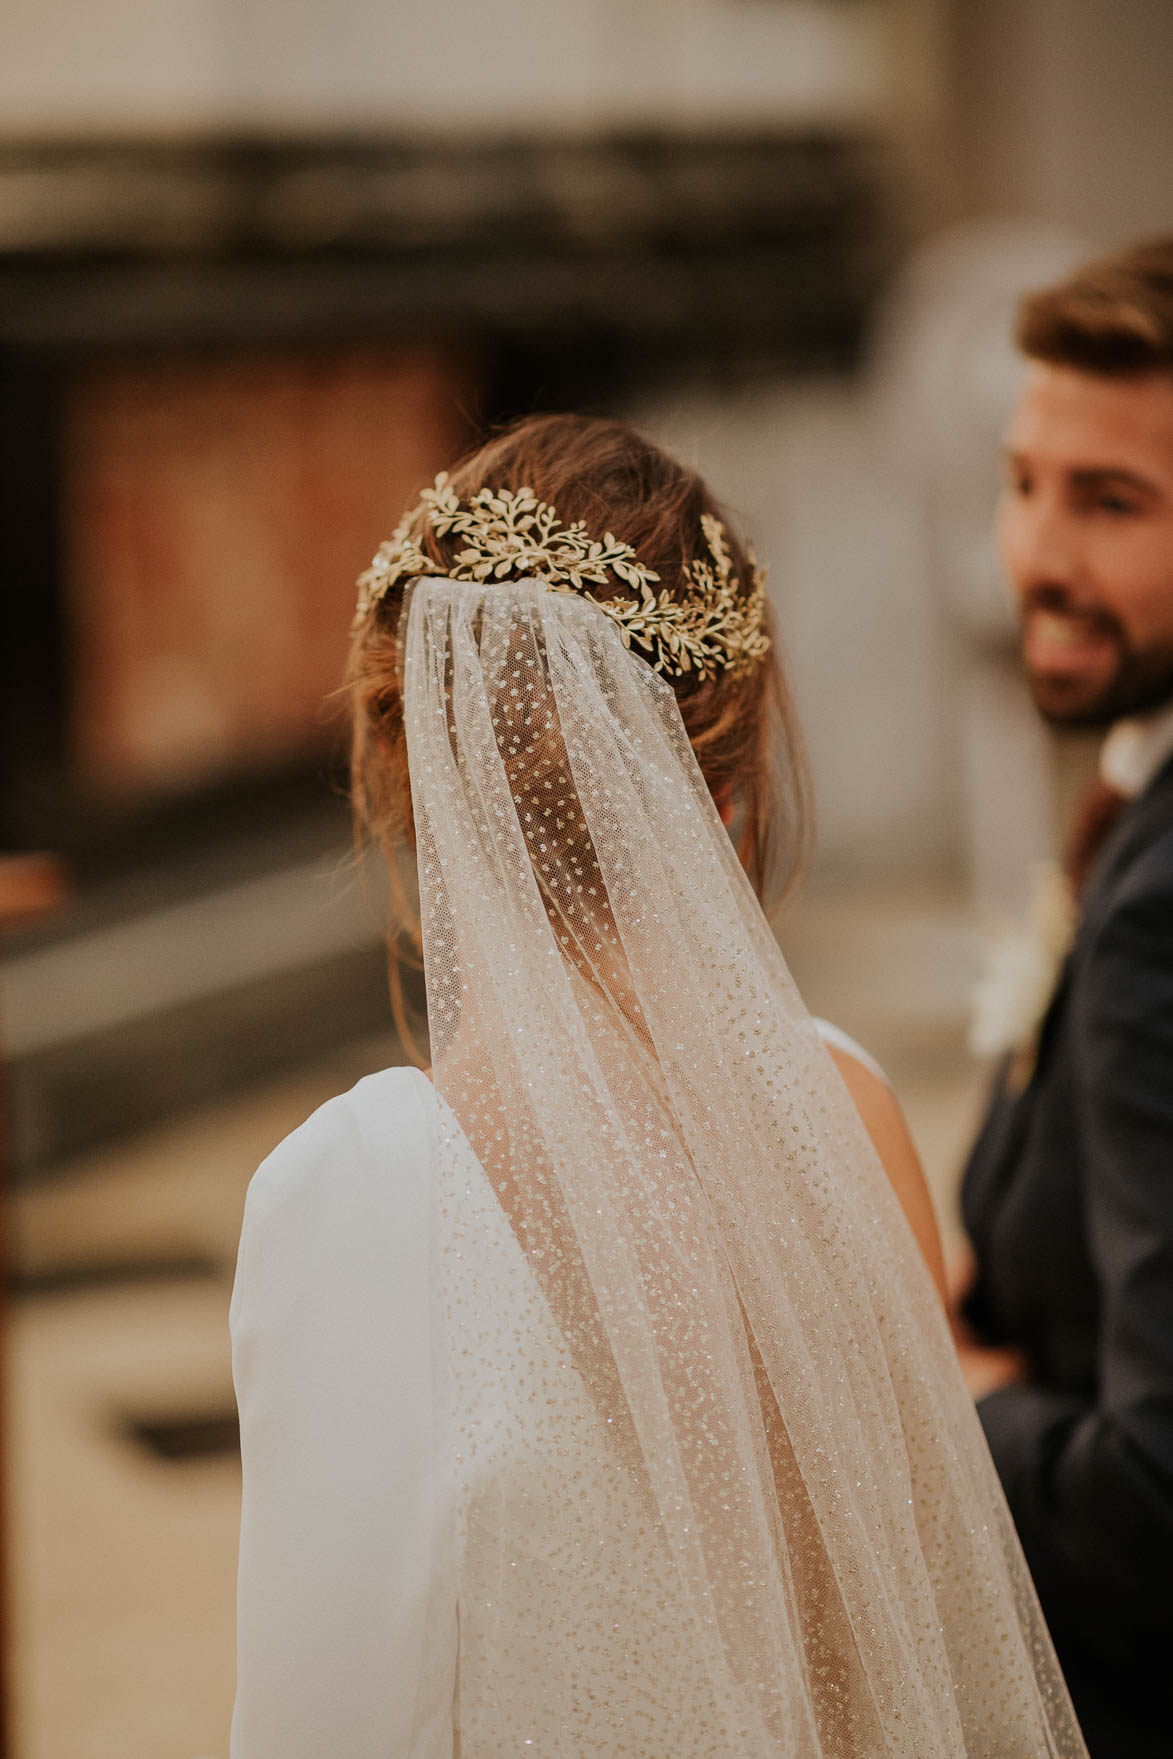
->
[[354, 475, 770, 680]]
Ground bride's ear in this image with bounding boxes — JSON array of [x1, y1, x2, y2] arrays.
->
[[713, 786, 735, 828]]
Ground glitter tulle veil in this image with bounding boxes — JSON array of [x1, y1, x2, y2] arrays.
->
[[404, 574, 1085, 1756]]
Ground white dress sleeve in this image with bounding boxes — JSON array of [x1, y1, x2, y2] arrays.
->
[[812, 1016, 891, 1087], [229, 1065, 456, 1759]]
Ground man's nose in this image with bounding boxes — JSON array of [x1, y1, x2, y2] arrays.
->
[[1000, 494, 1082, 601]]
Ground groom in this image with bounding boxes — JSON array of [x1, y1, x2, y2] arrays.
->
[[955, 237, 1173, 1759]]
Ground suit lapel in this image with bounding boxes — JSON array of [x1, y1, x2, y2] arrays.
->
[[1001, 755, 1173, 1097]]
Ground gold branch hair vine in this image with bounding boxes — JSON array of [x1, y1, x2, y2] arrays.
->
[[353, 474, 771, 681]]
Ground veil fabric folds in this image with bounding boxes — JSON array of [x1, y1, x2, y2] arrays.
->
[[404, 576, 1085, 1757]]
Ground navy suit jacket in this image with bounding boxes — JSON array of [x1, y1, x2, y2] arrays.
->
[[961, 754, 1173, 1759]]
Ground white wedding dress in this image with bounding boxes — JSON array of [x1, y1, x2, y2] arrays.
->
[[232, 1025, 887, 1759], [232, 1067, 451, 1759], [233, 1063, 780, 1756], [231, 576, 1086, 1757]]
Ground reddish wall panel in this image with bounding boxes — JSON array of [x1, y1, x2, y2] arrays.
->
[[63, 343, 475, 796]]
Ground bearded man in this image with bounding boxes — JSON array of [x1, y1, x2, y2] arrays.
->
[[955, 238, 1173, 1759]]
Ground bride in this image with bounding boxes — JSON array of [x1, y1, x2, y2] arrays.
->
[[230, 415, 1085, 1756]]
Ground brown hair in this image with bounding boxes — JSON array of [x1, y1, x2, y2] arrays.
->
[[1017, 236, 1173, 375], [348, 415, 810, 1004]]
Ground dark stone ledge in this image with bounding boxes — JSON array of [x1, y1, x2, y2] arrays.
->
[[0, 131, 889, 359]]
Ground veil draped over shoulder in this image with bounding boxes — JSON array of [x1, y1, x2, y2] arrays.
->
[[403, 575, 1085, 1757]]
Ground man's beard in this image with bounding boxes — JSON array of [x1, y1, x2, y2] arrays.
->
[[1022, 602, 1173, 728]]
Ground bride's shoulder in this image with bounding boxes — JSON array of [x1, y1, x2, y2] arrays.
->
[[231, 1065, 440, 1353], [811, 1017, 889, 1086], [243, 1063, 437, 1222]]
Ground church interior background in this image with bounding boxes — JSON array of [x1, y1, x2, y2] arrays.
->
[[1, 1, 1172, 1752]]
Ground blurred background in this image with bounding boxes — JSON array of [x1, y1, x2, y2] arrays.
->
[[0, 1, 1171, 1753]]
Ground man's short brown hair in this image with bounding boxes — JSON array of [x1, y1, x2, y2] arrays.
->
[[1017, 236, 1173, 375]]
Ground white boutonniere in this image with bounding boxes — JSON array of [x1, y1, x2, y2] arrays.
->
[[969, 861, 1077, 1073]]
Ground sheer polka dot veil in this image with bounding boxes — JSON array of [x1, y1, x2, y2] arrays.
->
[[403, 576, 1085, 1756]]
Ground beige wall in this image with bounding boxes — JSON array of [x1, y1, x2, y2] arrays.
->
[[0, 0, 919, 135], [946, 0, 1173, 245]]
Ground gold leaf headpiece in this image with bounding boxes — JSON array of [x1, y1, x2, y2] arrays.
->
[[353, 474, 770, 681]]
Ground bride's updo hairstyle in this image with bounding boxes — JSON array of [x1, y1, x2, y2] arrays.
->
[[348, 412, 809, 906]]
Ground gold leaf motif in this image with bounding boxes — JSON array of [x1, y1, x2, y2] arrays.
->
[[352, 475, 770, 679]]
